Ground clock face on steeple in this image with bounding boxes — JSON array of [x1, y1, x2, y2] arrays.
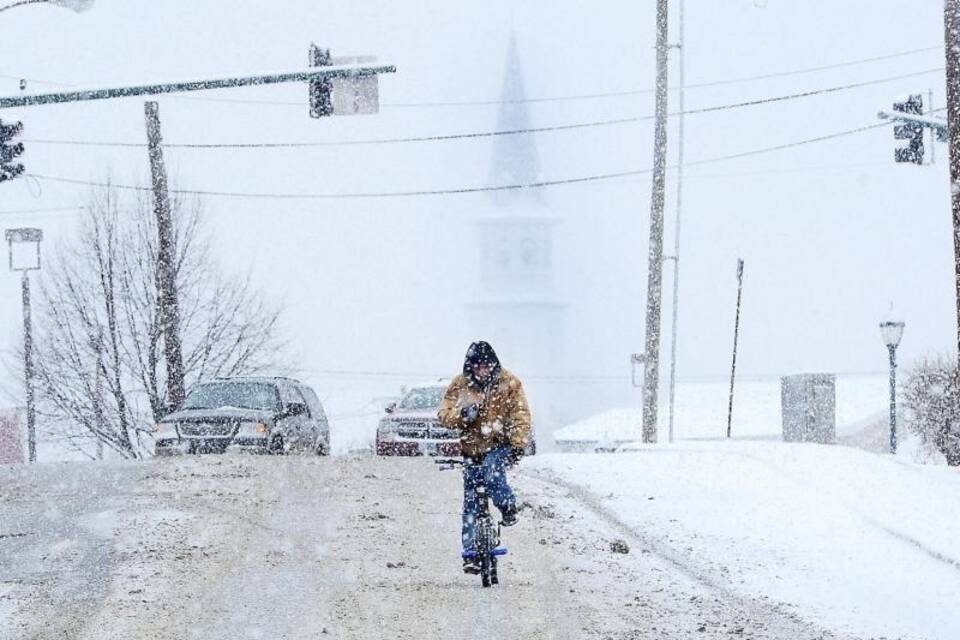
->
[[495, 241, 511, 269], [481, 221, 552, 287], [521, 237, 538, 267]]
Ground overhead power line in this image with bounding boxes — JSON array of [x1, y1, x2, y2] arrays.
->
[[6, 160, 897, 220], [20, 67, 942, 150], [25, 119, 893, 200], [682, 45, 942, 90], [0, 205, 84, 216]]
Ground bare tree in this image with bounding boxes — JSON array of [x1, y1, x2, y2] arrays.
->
[[32, 183, 285, 458], [902, 355, 960, 466]]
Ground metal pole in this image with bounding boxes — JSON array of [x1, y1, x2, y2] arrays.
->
[[21, 271, 35, 462], [667, 0, 685, 444], [726, 259, 744, 439], [0, 64, 396, 109], [144, 101, 185, 410], [888, 344, 897, 454], [642, 0, 670, 444], [91, 328, 104, 460], [944, 0, 960, 363], [929, 88, 936, 166]]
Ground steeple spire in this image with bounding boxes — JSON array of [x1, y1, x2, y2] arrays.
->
[[489, 33, 540, 202]]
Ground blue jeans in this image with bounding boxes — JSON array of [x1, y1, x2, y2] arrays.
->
[[462, 446, 516, 554]]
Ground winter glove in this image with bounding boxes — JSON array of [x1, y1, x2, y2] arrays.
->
[[460, 404, 480, 425], [507, 446, 525, 466]]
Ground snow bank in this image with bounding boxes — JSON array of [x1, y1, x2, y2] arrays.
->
[[555, 374, 890, 449], [528, 442, 960, 640]]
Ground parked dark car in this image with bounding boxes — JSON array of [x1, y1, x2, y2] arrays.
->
[[154, 377, 330, 456]]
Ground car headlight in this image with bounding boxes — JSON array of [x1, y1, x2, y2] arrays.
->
[[379, 420, 400, 432], [237, 421, 269, 436], [378, 420, 398, 441], [154, 422, 178, 439]]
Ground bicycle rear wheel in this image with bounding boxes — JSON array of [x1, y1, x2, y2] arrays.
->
[[490, 556, 499, 585]]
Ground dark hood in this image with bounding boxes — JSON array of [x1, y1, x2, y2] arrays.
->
[[463, 341, 502, 390]]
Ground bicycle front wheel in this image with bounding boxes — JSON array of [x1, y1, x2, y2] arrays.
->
[[480, 553, 492, 588]]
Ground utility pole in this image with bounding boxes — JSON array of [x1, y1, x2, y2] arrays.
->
[[944, 0, 960, 363], [642, 0, 670, 443], [727, 259, 745, 439], [666, 0, 685, 444], [144, 101, 185, 410]]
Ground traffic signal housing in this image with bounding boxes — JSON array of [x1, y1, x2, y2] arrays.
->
[[309, 44, 334, 118], [893, 94, 924, 165], [0, 118, 25, 183]]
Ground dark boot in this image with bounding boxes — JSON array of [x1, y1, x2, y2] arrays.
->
[[500, 503, 518, 527], [462, 556, 480, 574]]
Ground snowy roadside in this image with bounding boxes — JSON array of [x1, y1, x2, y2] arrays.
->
[[525, 443, 960, 640]]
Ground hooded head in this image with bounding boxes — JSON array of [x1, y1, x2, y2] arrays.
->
[[463, 341, 501, 389]]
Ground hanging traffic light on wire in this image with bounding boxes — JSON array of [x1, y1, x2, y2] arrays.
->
[[893, 94, 925, 165], [0, 118, 25, 183], [308, 44, 334, 118]]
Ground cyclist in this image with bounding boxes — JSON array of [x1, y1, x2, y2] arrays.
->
[[438, 341, 532, 574]]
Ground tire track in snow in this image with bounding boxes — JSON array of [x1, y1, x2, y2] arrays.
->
[[706, 448, 960, 574], [518, 467, 850, 639]]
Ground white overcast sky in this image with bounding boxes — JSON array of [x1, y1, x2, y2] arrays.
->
[[0, 1, 951, 410]]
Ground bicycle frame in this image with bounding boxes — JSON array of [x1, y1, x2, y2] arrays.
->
[[436, 457, 508, 587]]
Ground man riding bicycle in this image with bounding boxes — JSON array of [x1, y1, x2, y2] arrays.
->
[[438, 341, 532, 574]]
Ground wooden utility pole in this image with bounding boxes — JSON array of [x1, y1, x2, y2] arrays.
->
[[642, 0, 670, 443], [726, 259, 745, 439], [944, 1, 960, 362], [144, 101, 185, 410]]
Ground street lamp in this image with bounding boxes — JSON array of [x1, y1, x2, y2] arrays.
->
[[0, 0, 93, 13], [6, 227, 42, 463], [879, 319, 905, 454]]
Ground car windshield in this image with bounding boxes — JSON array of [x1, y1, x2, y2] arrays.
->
[[182, 382, 279, 412], [398, 386, 445, 410]]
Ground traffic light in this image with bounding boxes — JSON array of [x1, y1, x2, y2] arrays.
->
[[308, 44, 333, 118], [893, 94, 924, 165], [0, 118, 25, 183]]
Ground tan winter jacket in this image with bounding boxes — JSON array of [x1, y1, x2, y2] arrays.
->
[[438, 369, 532, 460]]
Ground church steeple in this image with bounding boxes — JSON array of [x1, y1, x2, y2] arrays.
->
[[469, 33, 567, 433], [489, 33, 541, 201]]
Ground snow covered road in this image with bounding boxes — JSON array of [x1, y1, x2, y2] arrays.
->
[[2, 454, 855, 639]]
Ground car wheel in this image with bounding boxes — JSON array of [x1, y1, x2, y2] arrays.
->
[[269, 435, 285, 455]]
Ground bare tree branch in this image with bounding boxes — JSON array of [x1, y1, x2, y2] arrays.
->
[[29, 182, 287, 459]]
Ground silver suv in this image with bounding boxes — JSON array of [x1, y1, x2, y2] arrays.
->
[[154, 377, 330, 456]]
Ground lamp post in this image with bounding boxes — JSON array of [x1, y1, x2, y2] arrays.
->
[[0, 0, 93, 13], [879, 319, 905, 454], [5, 227, 42, 463]]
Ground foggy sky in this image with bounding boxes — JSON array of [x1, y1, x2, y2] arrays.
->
[[0, 1, 951, 413]]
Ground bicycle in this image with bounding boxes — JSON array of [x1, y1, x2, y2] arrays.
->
[[436, 457, 509, 588]]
